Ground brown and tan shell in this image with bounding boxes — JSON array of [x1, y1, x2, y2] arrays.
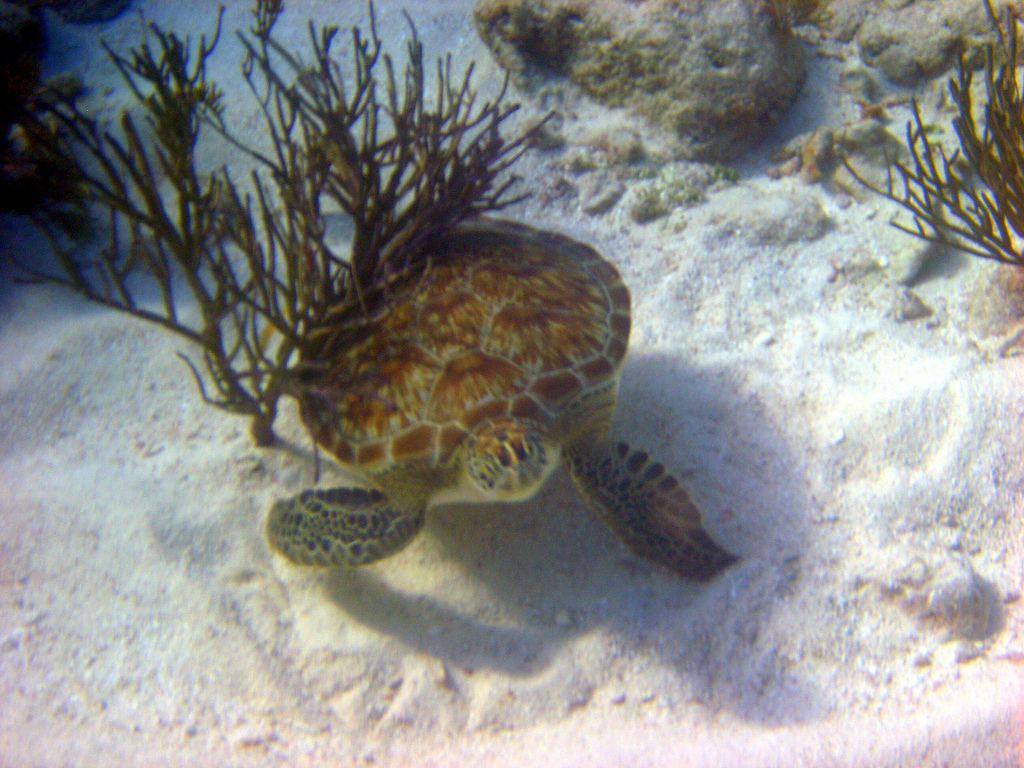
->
[[296, 220, 631, 475]]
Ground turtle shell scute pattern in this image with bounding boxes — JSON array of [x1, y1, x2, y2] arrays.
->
[[297, 221, 631, 472]]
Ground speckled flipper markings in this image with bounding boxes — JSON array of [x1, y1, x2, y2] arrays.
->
[[566, 442, 737, 580], [266, 487, 425, 566]]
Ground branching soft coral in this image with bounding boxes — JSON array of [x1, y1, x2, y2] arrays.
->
[[851, 0, 1024, 267], [9, 0, 536, 445]]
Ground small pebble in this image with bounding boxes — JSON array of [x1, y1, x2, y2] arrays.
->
[[567, 690, 592, 711], [581, 179, 625, 216], [911, 651, 932, 667], [235, 455, 266, 476], [235, 731, 268, 749], [893, 287, 933, 322], [954, 642, 985, 664], [435, 662, 457, 691], [528, 118, 566, 151]]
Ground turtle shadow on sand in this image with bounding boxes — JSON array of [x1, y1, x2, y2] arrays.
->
[[314, 350, 820, 727]]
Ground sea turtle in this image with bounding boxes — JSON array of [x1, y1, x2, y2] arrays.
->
[[266, 219, 737, 580]]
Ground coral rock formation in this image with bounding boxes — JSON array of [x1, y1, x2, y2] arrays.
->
[[474, 0, 805, 160]]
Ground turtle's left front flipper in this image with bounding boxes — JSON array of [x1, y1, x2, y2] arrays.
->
[[266, 487, 426, 567], [567, 442, 737, 580]]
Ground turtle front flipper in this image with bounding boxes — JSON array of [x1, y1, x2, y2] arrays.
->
[[566, 442, 737, 580], [266, 487, 425, 567]]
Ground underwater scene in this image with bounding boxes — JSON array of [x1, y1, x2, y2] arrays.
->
[[0, 0, 1022, 765]]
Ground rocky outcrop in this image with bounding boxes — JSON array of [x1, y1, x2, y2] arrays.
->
[[474, 0, 805, 160], [825, 0, 1005, 85]]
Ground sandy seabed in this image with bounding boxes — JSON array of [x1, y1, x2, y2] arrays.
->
[[1, 1, 1022, 766]]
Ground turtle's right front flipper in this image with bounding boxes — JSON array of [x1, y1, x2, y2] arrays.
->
[[266, 487, 425, 567], [567, 442, 737, 580]]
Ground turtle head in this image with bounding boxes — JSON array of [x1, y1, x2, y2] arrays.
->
[[466, 417, 560, 501]]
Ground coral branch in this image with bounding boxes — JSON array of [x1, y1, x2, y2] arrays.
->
[[8, 0, 537, 446], [850, 0, 1024, 267], [230, 3, 533, 311]]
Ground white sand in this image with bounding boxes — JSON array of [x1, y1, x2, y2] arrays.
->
[[1, 1, 1022, 765]]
